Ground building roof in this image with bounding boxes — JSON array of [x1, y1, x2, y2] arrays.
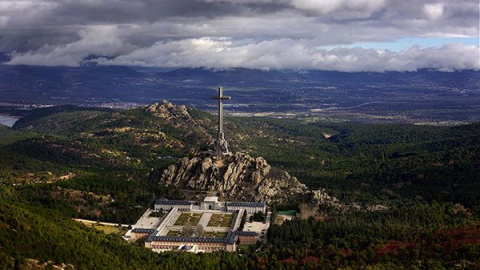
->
[[227, 201, 266, 208], [227, 234, 236, 245], [147, 236, 231, 244], [235, 231, 258, 236], [132, 228, 156, 234], [155, 198, 193, 205], [203, 196, 219, 203]]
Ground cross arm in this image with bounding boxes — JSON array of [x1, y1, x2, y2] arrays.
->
[[211, 96, 231, 100]]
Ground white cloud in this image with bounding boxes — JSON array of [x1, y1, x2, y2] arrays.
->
[[90, 38, 479, 72], [424, 3, 444, 20]]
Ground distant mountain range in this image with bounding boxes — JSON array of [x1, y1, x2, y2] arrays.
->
[[0, 64, 479, 122]]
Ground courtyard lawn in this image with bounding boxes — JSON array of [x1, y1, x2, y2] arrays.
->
[[149, 211, 165, 218], [174, 213, 190, 226], [190, 213, 202, 225], [207, 213, 233, 227], [166, 230, 181, 236], [174, 212, 203, 226], [221, 214, 233, 227]]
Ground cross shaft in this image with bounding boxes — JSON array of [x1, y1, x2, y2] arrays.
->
[[211, 87, 231, 155], [211, 87, 230, 135]]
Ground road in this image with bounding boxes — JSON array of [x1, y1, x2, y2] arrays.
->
[[73, 218, 130, 228]]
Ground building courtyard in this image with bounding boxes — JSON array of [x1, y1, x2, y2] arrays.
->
[[124, 196, 270, 253]]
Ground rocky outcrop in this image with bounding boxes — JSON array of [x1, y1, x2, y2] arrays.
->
[[145, 100, 213, 144], [146, 100, 196, 128], [160, 151, 308, 204], [311, 189, 342, 208]]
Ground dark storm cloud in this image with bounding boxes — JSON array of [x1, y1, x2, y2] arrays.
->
[[0, 0, 478, 71], [0, 27, 80, 52], [3, 0, 283, 26], [51, 1, 237, 24]]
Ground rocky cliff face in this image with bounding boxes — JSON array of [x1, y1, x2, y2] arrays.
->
[[160, 151, 308, 204]]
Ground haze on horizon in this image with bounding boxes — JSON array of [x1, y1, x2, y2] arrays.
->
[[0, 0, 479, 72]]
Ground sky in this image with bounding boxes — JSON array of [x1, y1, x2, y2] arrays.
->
[[0, 0, 479, 72]]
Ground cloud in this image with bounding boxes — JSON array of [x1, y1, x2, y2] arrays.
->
[[291, 0, 387, 19], [7, 25, 134, 66], [0, 0, 478, 71], [91, 38, 479, 72], [424, 3, 444, 20]]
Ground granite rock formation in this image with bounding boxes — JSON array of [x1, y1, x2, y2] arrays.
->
[[146, 100, 196, 128], [145, 100, 214, 143], [160, 151, 308, 204]]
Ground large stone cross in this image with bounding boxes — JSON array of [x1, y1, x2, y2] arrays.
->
[[211, 87, 231, 155]]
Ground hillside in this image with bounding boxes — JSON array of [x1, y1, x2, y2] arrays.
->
[[4, 102, 480, 208], [0, 102, 479, 269]]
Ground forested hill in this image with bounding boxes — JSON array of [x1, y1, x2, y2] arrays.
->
[[7, 102, 480, 208], [0, 102, 479, 269]]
